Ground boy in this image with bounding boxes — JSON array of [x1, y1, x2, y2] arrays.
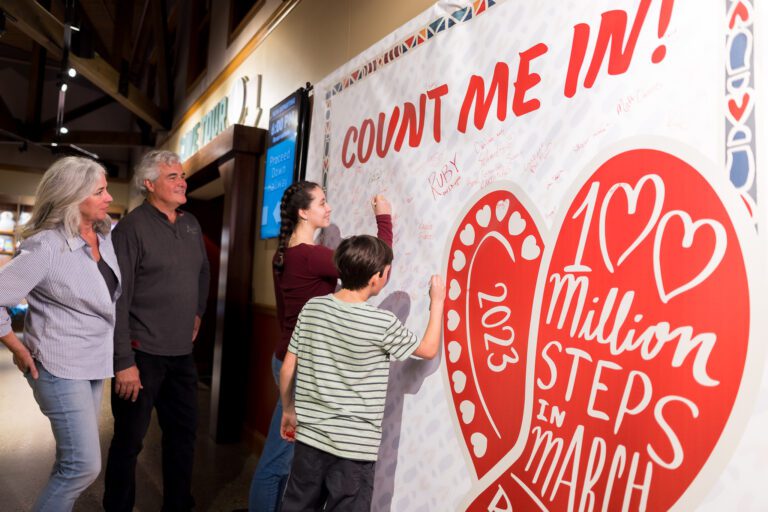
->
[[278, 234, 445, 511]]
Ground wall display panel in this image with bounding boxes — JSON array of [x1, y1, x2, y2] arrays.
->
[[260, 89, 309, 238], [305, 0, 767, 510]]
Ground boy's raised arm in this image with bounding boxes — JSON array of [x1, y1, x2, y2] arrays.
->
[[412, 275, 446, 359], [279, 351, 298, 441]]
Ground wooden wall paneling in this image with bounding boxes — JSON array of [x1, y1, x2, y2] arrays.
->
[[210, 152, 258, 442], [243, 304, 280, 452]]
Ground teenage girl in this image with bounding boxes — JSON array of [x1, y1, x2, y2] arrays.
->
[[248, 181, 392, 512]]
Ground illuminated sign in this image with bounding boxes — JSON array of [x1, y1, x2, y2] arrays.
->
[[178, 75, 262, 161], [260, 90, 306, 239]]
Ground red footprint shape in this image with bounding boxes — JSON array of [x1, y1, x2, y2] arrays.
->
[[443, 186, 545, 479]]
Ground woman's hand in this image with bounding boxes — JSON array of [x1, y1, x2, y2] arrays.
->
[[372, 194, 392, 216], [11, 345, 38, 379], [1, 330, 38, 379]]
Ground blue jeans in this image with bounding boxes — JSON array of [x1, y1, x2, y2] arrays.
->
[[25, 361, 103, 512], [248, 355, 295, 512]]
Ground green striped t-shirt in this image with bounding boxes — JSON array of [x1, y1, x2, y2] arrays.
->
[[288, 293, 420, 461]]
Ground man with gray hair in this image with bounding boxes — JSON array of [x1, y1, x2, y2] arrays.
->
[[103, 150, 210, 511]]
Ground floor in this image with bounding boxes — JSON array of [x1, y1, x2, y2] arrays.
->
[[0, 344, 258, 511]]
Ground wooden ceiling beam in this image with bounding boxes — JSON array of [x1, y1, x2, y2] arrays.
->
[[0, 0, 167, 130], [110, 0, 133, 69], [128, 0, 152, 82], [0, 98, 21, 133], [74, 1, 113, 62], [150, 0, 172, 111], [25, 43, 47, 135], [24, 0, 50, 137]]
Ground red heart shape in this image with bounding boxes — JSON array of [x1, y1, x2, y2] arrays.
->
[[728, 92, 751, 123], [598, 174, 665, 273], [652, 210, 726, 304], [448, 149, 750, 511]]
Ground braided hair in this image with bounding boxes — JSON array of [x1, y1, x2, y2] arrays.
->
[[274, 180, 322, 274]]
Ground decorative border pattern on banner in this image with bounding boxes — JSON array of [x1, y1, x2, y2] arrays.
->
[[321, 0, 500, 188], [725, 0, 757, 223]]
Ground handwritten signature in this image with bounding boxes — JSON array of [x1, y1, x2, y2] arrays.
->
[[429, 154, 462, 200]]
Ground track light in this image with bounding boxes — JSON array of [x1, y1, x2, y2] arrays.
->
[[51, 142, 58, 147], [67, 67, 76, 78], [60, 83, 68, 92], [60, 127, 69, 134]]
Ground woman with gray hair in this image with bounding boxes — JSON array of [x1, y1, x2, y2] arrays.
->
[[0, 156, 121, 511]]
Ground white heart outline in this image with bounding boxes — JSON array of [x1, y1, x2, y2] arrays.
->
[[508, 211, 526, 236], [476, 205, 491, 227], [452, 370, 467, 393], [599, 174, 665, 273], [495, 199, 510, 222], [460, 224, 476, 246], [653, 210, 727, 303], [452, 250, 466, 271], [470, 432, 488, 457], [447, 309, 461, 331], [447, 341, 462, 363], [521, 235, 541, 261], [449, 279, 462, 301], [460, 400, 476, 424]]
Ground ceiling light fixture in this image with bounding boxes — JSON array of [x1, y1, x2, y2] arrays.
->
[[59, 127, 69, 134], [67, 67, 76, 78]]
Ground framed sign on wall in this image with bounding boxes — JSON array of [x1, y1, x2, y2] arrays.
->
[[260, 86, 311, 239]]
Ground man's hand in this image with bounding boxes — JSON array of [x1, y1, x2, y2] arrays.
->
[[280, 407, 297, 442], [115, 365, 143, 402], [12, 346, 38, 379], [192, 315, 201, 342]]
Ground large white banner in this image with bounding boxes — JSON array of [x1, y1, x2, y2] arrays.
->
[[306, 1, 766, 510]]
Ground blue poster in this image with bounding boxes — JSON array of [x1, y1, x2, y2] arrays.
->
[[261, 139, 296, 238], [260, 92, 303, 239]]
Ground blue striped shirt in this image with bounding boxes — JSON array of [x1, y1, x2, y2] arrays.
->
[[0, 228, 121, 379]]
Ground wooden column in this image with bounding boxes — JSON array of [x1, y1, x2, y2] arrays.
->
[[183, 124, 266, 442]]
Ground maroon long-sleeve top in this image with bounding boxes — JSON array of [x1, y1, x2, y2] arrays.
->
[[272, 214, 393, 361]]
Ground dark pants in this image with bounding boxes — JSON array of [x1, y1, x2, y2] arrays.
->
[[280, 441, 375, 512], [103, 352, 198, 512]]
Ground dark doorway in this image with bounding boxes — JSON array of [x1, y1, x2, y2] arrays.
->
[[183, 195, 224, 386], [181, 124, 265, 442]]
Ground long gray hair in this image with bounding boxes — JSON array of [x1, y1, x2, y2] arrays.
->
[[21, 156, 111, 240], [134, 150, 181, 195]]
